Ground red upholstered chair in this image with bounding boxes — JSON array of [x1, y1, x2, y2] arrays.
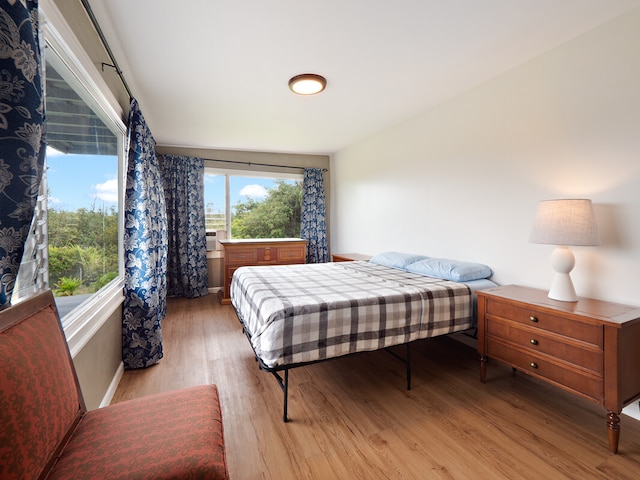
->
[[0, 290, 229, 479]]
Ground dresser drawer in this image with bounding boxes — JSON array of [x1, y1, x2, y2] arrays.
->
[[226, 265, 242, 280], [486, 300, 603, 348], [487, 338, 603, 402], [277, 246, 306, 262], [227, 249, 258, 265], [256, 247, 275, 263], [486, 317, 603, 376]]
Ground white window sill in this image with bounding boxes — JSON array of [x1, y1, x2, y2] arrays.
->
[[62, 278, 124, 358]]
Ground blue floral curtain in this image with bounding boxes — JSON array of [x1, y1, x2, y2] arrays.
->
[[300, 168, 328, 263], [122, 98, 168, 369], [0, 0, 45, 309], [160, 155, 208, 298]]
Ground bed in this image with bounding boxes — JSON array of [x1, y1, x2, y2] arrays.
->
[[230, 256, 495, 421]]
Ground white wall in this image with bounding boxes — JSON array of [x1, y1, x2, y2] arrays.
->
[[330, 7, 640, 306]]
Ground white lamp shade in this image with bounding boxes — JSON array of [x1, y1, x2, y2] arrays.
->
[[530, 198, 600, 302], [529, 199, 600, 246]]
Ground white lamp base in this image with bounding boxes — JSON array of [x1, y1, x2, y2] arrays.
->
[[548, 246, 578, 302]]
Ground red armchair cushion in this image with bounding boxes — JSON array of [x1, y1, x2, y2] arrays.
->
[[48, 385, 229, 480]]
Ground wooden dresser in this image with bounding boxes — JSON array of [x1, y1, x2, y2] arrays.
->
[[477, 285, 640, 453], [218, 238, 307, 304]]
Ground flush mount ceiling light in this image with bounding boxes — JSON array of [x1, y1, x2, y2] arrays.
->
[[288, 73, 326, 95]]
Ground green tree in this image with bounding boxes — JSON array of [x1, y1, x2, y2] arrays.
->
[[48, 210, 80, 247], [231, 181, 302, 238], [49, 245, 82, 284], [48, 204, 119, 295]]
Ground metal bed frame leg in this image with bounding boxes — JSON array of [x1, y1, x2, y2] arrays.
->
[[283, 369, 289, 422], [383, 342, 412, 391], [406, 342, 412, 391], [270, 368, 290, 422], [271, 343, 413, 423]]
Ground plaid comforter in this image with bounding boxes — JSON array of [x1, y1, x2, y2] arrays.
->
[[230, 261, 473, 369]]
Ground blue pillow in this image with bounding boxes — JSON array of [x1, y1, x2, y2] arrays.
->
[[405, 258, 492, 282], [369, 251, 429, 269]]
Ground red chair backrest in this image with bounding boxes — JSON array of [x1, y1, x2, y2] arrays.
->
[[0, 291, 86, 480]]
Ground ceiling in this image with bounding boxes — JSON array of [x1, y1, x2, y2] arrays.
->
[[87, 0, 640, 155]]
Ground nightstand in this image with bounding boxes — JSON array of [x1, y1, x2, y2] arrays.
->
[[477, 285, 640, 454], [331, 253, 372, 262]]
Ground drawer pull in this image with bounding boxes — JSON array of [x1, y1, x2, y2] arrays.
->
[[530, 339, 538, 346], [529, 315, 538, 323], [530, 362, 538, 369]]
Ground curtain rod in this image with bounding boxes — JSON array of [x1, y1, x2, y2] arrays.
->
[[80, 0, 133, 99], [208, 158, 328, 172]]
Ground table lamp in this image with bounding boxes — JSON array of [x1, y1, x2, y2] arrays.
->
[[529, 199, 600, 302]]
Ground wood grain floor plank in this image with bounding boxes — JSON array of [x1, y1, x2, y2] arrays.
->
[[111, 295, 640, 479]]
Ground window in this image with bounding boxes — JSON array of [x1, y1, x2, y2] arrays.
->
[[13, 4, 127, 355], [44, 54, 121, 316], [204, 169, 303, 243]]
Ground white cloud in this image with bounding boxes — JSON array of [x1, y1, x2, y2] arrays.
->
[[93, 178, 118, 203], [46, 146, 64, 157], [48, 196, 62, 205], [240, 184, 267, 198]]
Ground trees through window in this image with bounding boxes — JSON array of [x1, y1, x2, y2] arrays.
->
[[204, 170, 303, 240]]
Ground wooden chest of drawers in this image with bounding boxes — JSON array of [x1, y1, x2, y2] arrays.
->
[[218, 238, 307, 304], [477, 285, 640, 453]]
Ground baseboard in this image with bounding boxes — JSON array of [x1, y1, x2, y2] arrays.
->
[[452, 331, 477, 349], [208, 287, 221, 294], [100, 361, 124, 408], [623, 402, 640, 422]]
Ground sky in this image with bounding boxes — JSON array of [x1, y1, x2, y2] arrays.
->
[[204, 173, 298, 214], [46, 148, 118, 211], [45, 147, 297, 212]]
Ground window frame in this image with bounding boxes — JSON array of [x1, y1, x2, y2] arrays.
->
[[41, 3, 126, 357]]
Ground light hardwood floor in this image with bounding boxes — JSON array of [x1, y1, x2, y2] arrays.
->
[[111, 294, 640, 479]]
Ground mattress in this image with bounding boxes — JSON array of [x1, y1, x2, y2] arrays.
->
[[230, 261, 474, 369]]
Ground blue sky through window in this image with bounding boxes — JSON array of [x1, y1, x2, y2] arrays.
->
[[204, 173, 298, 214], [46, 148, 118, 211], [46, 152, 299, 214]]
